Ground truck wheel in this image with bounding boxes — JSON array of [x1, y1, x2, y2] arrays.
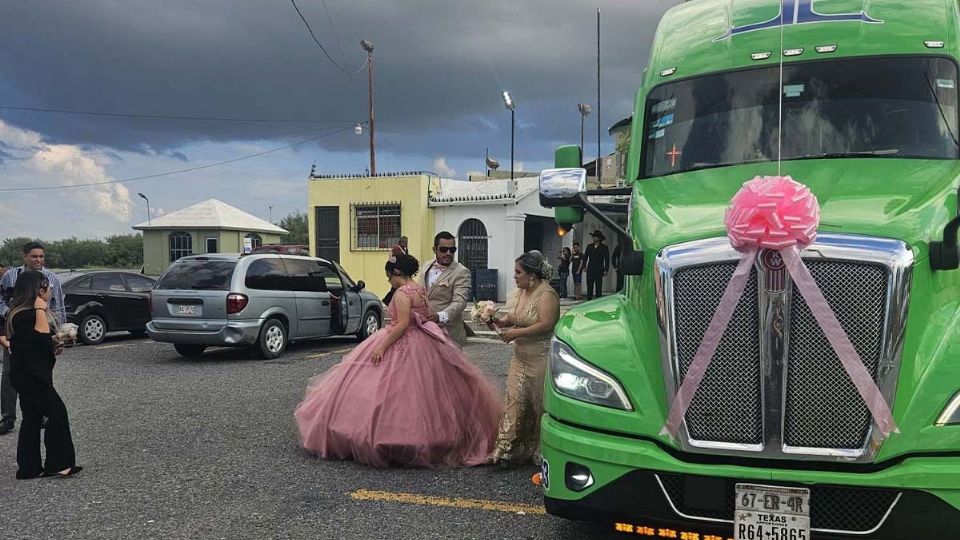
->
[[257, 319, 287, 359], [356, 310, 381, 342], [174, 344, 206, 358], [79, 314, 107, 345]]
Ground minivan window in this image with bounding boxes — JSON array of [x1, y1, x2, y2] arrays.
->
[[642, 56, 960, 177], [317, 264, 343, 294], [245, 258, 288, 290], [155, 260, 236, 291], [284, 259, 328, 293]]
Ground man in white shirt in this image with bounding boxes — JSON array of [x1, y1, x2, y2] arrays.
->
[[421, 231, 472, 348]]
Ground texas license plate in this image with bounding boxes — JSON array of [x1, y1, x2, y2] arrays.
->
[[177, 304, 197, 316], [735, 484, 810, 540]]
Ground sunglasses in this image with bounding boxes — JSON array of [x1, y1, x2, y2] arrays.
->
[[437, 246, 457, 254]]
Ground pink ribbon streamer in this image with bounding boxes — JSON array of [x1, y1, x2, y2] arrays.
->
[[779, 246, 898, 437], [660, 175, 898, 440], [660, 247, 758, 437]]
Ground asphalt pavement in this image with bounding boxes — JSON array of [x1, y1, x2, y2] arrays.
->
[[0, 332, 618, 540]]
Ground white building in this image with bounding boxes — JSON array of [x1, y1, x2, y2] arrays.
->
[[430, 177, 569, 302]]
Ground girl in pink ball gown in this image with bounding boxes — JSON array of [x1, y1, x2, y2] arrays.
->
[[294, 254, 503, 468]]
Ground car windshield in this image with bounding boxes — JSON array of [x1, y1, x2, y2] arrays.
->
[[641, 56, 960, 178], [155, 260, 236, 291]]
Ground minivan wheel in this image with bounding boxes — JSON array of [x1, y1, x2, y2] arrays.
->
[[79, 314, 107, 345], [257, 319, 287, 359], [174, 344, 206, 358], [356, 310, 380, 342]]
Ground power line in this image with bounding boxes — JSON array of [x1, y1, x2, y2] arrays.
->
[[320, 0, 345, 63], [289, 0, 367, 74], [0, 125, 354, 192], [0, 105, 360, 124]]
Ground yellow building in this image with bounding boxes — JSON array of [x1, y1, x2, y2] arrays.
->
[[307, 173, 438, 298]]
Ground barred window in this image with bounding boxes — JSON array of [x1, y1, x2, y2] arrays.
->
[[351, 203, 401, 251], [169, 231, 193, 262]]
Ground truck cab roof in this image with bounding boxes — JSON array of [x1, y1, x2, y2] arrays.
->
[[647, 0, 960, 86]]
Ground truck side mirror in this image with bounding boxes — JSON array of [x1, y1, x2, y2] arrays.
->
[[931, 214, 960, 270], [539, 168, 588, 208]]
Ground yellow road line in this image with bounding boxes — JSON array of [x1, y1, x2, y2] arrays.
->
[[349, 489, 546, 515], [94, 344, 124, 350]]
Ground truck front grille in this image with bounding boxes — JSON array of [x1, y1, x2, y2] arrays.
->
[[657, 234, 911, 461]]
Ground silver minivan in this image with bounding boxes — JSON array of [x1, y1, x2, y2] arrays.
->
[[146, 253, 383, 359]]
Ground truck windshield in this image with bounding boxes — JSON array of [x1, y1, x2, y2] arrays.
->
[[641, 56, 959, 178]]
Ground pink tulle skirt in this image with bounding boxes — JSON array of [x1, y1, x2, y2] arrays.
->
[[294, 318, 503, 468]]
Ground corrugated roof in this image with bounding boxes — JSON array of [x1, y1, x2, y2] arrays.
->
[[429, 177, 539, 205], [132, 199, 287, 234]]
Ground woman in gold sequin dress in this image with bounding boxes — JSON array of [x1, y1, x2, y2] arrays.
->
[[489, 251, 561, 465]]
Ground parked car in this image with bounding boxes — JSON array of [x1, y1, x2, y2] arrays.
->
[[252, 244, 310, 256], [146, 253, 383, 359], [62, 271, 156, 345]]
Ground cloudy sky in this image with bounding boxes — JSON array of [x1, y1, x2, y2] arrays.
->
[[0, 0, 677, 239]]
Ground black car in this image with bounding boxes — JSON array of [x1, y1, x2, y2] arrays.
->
[[62, 271, 155, 345]]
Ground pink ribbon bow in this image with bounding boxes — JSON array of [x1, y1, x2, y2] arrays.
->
[[660, 176, 898, 439]]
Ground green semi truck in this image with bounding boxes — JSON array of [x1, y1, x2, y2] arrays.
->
[[538, 1, 960, 538]]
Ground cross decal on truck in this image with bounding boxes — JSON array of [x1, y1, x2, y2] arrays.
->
[[716, 0, 883, 41], [666, 144, 682, 168]]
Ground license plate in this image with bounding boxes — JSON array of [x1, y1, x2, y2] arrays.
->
[[735, 484, 810, 540], [177, 304, 197, 316]]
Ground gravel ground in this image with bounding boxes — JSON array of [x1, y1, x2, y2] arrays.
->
[[0, 334, 617, 540]]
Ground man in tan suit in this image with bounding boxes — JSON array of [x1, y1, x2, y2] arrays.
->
[[422, 231, 472, 348]]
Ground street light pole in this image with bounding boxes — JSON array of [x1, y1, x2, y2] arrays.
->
[[137, 192, 151, 226], [577, 102, 592, 166], [361, 39, 376, 176], [502, 91, 515, 182]]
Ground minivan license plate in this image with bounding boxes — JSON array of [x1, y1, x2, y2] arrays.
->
[[735, 484, 810, 540], [177, 305, 197, 316]]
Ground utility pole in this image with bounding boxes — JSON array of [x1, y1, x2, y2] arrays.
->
[[362, 39, 376, 176], [597, 7, 602, 186]]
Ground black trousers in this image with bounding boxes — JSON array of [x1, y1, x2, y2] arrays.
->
[[1, 348, 16, 423], [558, 271, 569, 298], [585, 271, 604, 300], [14, 379, 75, 477]]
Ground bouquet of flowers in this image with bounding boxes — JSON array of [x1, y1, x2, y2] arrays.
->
[[57, 323, 79, 347], [471, 300, 497, 325]]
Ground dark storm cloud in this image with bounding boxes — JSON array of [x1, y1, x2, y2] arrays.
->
[[0, 0, 676, 160]]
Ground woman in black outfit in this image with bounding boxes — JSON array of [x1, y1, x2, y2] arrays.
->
[[7, 270, 81, 479]]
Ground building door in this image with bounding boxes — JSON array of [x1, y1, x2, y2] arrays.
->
[[458, 218, 488, 271], [315, 206, 340, 262]]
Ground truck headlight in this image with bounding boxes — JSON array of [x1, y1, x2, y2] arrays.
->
[[936, 391, 960, 426], [549, 339, 632, 410]]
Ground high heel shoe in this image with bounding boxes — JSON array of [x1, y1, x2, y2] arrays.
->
[[42, 466, 83, 478]]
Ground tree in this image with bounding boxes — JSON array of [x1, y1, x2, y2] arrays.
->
[[0, 234, 143, 270], [277, 211, 308, 244]]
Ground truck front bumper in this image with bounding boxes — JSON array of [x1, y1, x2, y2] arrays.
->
[[541, 415, 960, 539]]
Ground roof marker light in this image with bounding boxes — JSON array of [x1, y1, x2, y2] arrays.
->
[[815, 45, 837, 53], [925, 40, 946, 48], [751, 51, 772, 60], [659, 67, 677, 77], [783, 48, 804, 57]]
